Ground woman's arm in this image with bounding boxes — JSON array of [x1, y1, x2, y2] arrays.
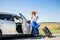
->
[[31, 15, 33, 20], [36, 16, 39, 20]]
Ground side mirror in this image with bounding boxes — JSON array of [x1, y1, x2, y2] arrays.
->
[[27, 20, 31, 24]]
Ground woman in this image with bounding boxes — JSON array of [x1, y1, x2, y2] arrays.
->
[[31, 11, 40, 36]]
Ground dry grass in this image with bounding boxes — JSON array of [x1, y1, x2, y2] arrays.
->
[[38, 22, 60, 35]]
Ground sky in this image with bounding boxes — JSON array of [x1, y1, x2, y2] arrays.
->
[[0, 0, 60, 22]]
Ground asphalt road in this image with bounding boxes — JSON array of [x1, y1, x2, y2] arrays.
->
[[1, 34, 60, 40]]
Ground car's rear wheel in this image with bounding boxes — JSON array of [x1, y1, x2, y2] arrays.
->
[[0, 30, 2, 38]]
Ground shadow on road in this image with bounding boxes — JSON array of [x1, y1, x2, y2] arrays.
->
[[0, 35, 57, 40]]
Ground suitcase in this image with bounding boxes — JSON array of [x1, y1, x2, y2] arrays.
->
[[43, 26, 52, 37]]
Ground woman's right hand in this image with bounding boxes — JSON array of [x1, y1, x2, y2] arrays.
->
[[36, 16, 39, 20]]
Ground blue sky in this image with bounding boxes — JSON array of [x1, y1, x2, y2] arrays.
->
[[0, 0, 60, 22]]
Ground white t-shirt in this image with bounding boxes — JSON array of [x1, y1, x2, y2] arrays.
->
[[32, 15, 36, 21], [30, 15, 37, 22]]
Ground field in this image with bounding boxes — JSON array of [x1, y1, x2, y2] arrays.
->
[[39, 22, 60, 35]]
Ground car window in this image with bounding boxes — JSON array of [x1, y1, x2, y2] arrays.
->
[[13, 16, 23, 23], [0, 14, 4, 20], [0, 14, 14, 21], [19, 13, 27, 22]]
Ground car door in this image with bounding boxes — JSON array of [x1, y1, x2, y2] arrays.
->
[[19, 13, 32, 34], [13, 16, 23, 33], [2, 15, 17, 35]]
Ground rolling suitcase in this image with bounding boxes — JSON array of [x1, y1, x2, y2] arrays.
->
[[43, 26, 52, 37]]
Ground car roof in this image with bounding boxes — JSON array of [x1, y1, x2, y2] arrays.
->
[[0, 12, 20, 17]]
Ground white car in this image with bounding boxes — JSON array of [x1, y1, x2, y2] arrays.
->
[[0, 12, 32, 37]]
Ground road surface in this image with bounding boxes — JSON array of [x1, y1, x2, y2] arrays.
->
[[1, 34, 60, 40]]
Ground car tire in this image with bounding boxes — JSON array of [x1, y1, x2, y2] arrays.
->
[[0, 30, 2, 38]]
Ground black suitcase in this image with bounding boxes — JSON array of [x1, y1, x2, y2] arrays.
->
[[43, 26, 52, 37]]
